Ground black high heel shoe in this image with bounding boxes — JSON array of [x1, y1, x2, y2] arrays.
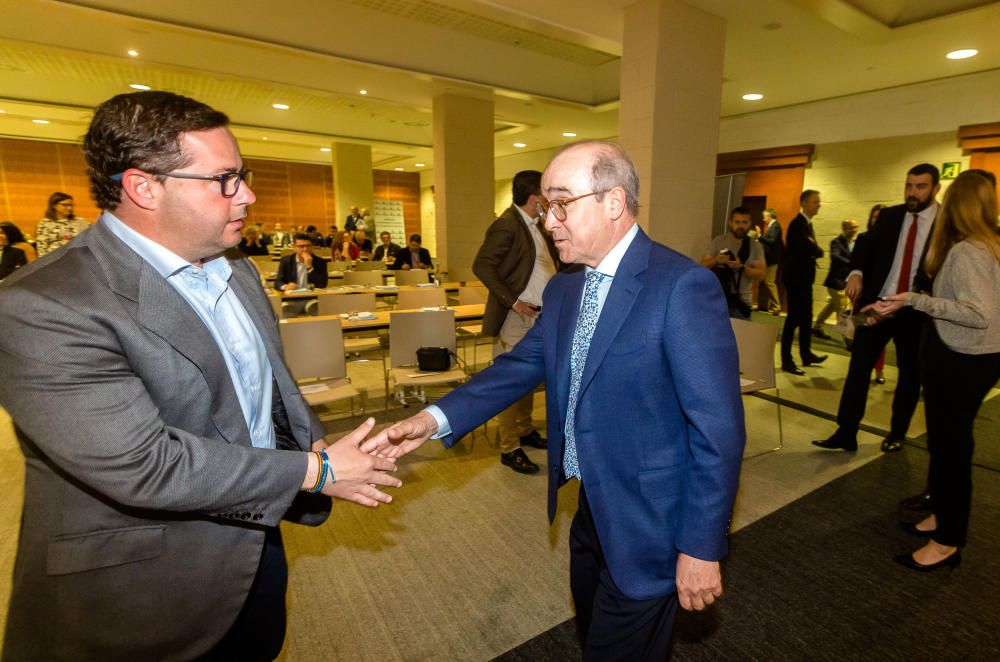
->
[[899, 521, 935, 537], [893, 550, 961, 573]]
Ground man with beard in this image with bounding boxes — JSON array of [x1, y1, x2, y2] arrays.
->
[[700, 206, 765, 319], [813, 163, 940, 453]]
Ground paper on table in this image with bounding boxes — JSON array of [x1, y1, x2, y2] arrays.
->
[[339, 312, 378, 321]]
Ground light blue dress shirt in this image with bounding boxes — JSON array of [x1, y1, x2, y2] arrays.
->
[[102, 212, 276, 449], [425, 223, 639, 440]]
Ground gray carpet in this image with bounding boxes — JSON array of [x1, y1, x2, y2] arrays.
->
[[496, 450, 1000, 661]]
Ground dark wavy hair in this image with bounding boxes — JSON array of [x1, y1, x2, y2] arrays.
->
[[83, 91, 229, 210], [0, 221, 28, 245], [44, 192, 75, 221]]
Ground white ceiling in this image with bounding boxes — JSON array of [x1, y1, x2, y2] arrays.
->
[[0, 0, 997, 171]]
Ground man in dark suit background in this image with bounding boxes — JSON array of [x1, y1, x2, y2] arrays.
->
[[814, 163, 940, 453], [274, 233, 329, 291], [812, 218, 859, 338], [780, 189, 828, 375], [473, 170, 559, 474], [0, 229, 27, 279], [0, 91, 398, 660], [373, 141, 745, 659], [757, 208, 783, 314], [391, 233, 432, 271], [373, 230, 401, 263]]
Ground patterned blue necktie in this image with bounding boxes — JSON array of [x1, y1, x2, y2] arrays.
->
[[563, 270, 607, 480]]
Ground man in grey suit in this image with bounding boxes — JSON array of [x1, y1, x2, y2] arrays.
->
[[473, 170, 559, 474], [0, 91, 399, 661]]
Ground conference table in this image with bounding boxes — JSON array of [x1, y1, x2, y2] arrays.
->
[[279, 303, 485, 332], [276, 282, 463, 300]]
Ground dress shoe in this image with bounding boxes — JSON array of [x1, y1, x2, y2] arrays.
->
[[881, 435, 903, 452], [893, 550, 961, 573], [811, 433, 858, 451], [899, 520, 936, 537], [900, 490, 933, 512], [874, 376, 886, 385], [811, 327, 831, 340], [803, 354, 828, 366], [500, 448, 539, 474], [781, 363, 806, 376], [520, 430, 547, 450]]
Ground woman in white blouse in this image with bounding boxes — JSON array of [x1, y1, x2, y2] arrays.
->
[[870, 169, 1000, 572]]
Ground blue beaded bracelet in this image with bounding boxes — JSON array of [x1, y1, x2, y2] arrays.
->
[[311, 449, 331, 494]]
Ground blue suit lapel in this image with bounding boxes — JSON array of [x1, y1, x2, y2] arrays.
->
[[576, 230, 650, 402]]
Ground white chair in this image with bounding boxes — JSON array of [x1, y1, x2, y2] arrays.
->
[[396, 288, 447, 310], [279, 318, 363, 418], [456, 286, 489, 369], [387, 310, 467, 408], [730, 318, 783, 458], [315, 292, 384, 358], [394, 269, 431, 286], [354, 261, 384, 271], [343, 271, 383, 287]]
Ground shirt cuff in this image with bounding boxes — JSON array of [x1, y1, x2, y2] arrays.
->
[[847, 269, 863, 281], [424, 405, 452, 439]]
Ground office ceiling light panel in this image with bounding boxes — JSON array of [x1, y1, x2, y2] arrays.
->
[[348, 0, 617, 65], [843, 0, 996, 27]]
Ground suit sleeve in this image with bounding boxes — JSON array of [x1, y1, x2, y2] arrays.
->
[[663, 267, 745, 561], [312, 256, 329, 288], [0, 288, 307, 527], [472, 218, 520, 309], [273, 256, 291, 290], [830, 238, 850, 267]]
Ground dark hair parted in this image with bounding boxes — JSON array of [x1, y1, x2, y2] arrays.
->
[[799, 189, 819, 204], [293, 233, 311, 243], [908, 163, 940, 186], [83, 91, 229, 210], [44, 192, 75, 221], [409, 234, 422, 244], [512, 170, 542, 206], [0, 221, 28, 245], [730, 206, 752, 219]]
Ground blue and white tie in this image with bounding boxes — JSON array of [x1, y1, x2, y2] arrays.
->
[[563, 270, 606, 480]]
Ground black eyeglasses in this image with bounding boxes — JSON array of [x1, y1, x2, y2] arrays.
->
[[544, 191, 600, 221], [111, 168, 254, 198]]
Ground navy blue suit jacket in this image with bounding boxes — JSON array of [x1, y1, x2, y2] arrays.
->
[[436, 229, 745, 600]]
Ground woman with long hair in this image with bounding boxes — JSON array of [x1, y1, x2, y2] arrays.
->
[[36, 192, 90, 256], [0, 221, 37, 262], [870, 170, 1000, 571]]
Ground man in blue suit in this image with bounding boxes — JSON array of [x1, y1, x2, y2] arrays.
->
[[372, 141, 745, 659]]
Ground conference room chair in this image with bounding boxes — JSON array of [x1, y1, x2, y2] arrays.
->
[[343, 271, 383, 287], [267, 293, 288, 319], [354, 261, 385, 271], [730, 317, 783, 459], [387, 310, 468, 410], [313, 248, 332, 259], [314, 291, 385, 373], [279, 317, 364, 419], [445, 266, 477, 283], [396, 288, 447, 310], [394, 269, 432, 286], [456, 286, 489, 370]]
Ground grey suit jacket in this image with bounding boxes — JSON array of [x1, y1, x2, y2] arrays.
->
[[0, 219, 327, 661], [473, 205, 559, 337]]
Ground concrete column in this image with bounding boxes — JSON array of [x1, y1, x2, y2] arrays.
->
[[432, 93, 495, 275], [619, 0, 726, 259], [331, 142, 374, 227]]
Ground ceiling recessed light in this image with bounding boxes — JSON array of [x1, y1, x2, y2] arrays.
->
[[320, 147, 331, 152], [32, 119, 50, 125], [261, 136, 268, 141], [394, 167, 404, 171], [127, 49, 139, 57], [742, 93, 764, 101], [415, 163, 425, 167], [272, 103, 289, 110], [562, 132, 576, 137], [130, 83, 151, 91], [0, 109, 6, 114], [946, 48, 977, 60], [359, 89, 368, 95], [513, 142, 526, 148]]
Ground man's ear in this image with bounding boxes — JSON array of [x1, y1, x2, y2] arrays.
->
[[606, 186, 626, 221], [119, 169, 160, 211]]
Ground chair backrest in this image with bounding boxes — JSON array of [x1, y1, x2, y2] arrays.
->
[[354, 261, 384, 271], [315, 292, 377, 316], [457, 285, 487, 305], [280, 248, 294, 257], [394, 269, 431, 286], [730, 318, 777, 390], [343, 271, 383, 287], [279, 318, 347, 381], [313, 248, 332, 259], [249, 255, 274, 272], [396, 288, 447, 310], [445, 266, 477, 283], [389, 310, 457, 368], [267, 293, 283, 318]]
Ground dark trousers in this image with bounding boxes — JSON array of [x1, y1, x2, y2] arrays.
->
[[570, 487, 678, 661], [922, 325, 1000, 547], [780, 282, 813, 364], [200, 527, 288, 661], [836, 307, 922, 437]]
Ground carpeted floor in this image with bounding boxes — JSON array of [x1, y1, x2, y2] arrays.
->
[[496, 449, 1000, 661]]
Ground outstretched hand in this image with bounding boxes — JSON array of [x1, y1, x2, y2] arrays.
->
[[321, 418, 401, 507], [361, 411, 439, 460]]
